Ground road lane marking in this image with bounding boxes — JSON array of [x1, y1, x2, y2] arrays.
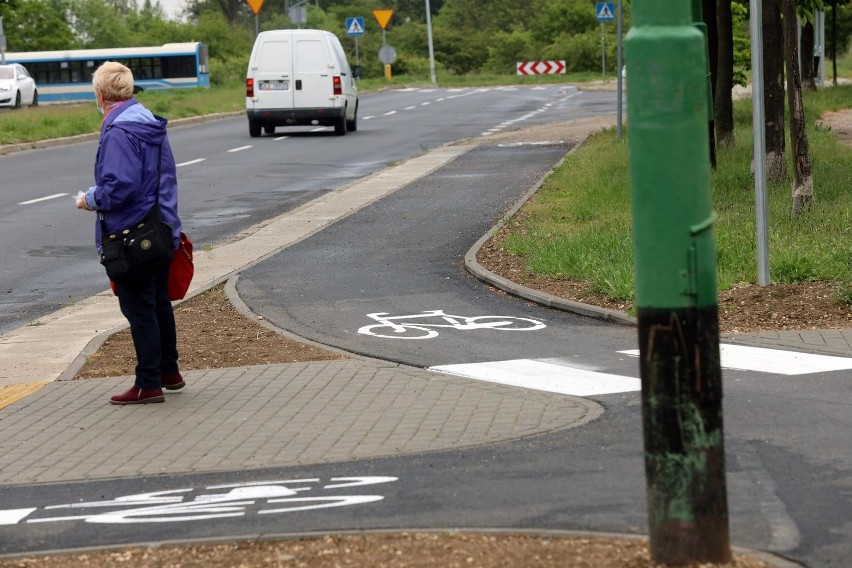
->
[[383, 110, 397, 116], [274, 136, 290, 141], [430, 359, 640, 397], [176, 158, 205, 167], [228, 145, 252, 153], [362, 116, 375, 120], [18, 193, 67, 205], [620, 344, 852, 375], [404, 106, 416, 110]]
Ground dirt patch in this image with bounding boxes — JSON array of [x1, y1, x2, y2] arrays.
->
[[0, 532, 773, 568]]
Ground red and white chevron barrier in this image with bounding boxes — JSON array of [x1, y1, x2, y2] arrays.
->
[[516, 60, 566, 76]]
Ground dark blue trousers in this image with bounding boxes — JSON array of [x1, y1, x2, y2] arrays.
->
[[115, 266, 179, 390]]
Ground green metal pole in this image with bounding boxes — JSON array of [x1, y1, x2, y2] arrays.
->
[[625, 0, 732, 564]]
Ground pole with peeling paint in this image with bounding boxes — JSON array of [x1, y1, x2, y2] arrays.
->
[[625, 0, 732, 564]]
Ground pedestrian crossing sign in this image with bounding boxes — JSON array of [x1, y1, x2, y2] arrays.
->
[[596, 2, 615, 21], [346, 16, 366, 36]]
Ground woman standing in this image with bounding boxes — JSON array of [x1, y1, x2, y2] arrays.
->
[[76, 61, 184, 404]]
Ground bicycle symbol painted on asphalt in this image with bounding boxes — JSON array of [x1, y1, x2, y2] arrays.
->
[[357, 310, 546, 339], [0, 476, 397, 525]]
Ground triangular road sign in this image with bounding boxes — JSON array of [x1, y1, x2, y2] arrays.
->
[[246, 0, 263, 15], [373, 9, 394, 30]]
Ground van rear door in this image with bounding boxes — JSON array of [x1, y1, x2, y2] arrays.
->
[[293, 37, 335, 110], [252, 38, 294, 110]]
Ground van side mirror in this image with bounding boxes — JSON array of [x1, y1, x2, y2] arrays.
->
[[353, 65, 363, 79]]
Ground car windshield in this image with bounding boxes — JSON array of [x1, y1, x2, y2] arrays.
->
[[0, 67, 15, 80]]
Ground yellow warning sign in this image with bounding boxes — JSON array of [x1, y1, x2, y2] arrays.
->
[[246, 0, 264, 15], [373, 9, 394, 30]]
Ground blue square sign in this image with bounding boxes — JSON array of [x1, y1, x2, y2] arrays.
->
[[346, 16, 366, 36], [596, 2, 615, 21]]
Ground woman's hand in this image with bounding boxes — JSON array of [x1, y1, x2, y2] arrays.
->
[[76, 191, 92, 211]]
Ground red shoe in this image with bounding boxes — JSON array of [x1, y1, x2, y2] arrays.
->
[[161, 372, 185, 391], [110, 386, 165, 405]]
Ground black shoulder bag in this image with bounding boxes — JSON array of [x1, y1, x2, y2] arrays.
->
[[99, 145, 174, 282]]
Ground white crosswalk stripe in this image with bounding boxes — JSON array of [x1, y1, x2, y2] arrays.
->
[[431, 345, 852, 397]]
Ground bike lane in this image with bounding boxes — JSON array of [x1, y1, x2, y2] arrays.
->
[[235, 142, 640, 376]]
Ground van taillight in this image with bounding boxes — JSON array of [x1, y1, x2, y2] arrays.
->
[[332, 76, 342, 95], [246, 78, 254, 97]]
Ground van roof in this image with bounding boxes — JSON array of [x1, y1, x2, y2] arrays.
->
[[257, 29, 333, 38]]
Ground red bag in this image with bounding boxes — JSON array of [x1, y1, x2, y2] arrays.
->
[[168, 232, 194, 300], [109, 231, 194, 301]]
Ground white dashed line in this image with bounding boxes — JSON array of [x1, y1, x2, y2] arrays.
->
[[19, 193, 68, 205], [404, 106, 416, 110], [383, 110, 397, 116], [177, 158, 205, 167], [420, 102, 430, 106], [362, 116, 375, 120], [228, 145, 252, 153], [274, 136, 289, 141]]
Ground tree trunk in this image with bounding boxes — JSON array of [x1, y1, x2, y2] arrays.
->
[[763, 0, 787, 182], [715, 0, 734, 148], [704, 0, 719, 168], [782, 0, 814, 215], [801, 22, 818, 90]]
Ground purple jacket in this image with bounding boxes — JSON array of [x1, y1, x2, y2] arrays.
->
[[85, 99, 181, 252]]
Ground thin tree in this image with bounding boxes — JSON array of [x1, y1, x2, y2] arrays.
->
[[782, 0, 814, 214], [800, 20, 818, 89], [715, 0, 735, 148], [763, 0, 787, 181]]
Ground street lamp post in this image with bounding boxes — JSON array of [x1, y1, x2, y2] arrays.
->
[[425, 0, 436, 84]]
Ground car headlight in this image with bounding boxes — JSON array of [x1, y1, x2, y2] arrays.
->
[[0, 85, 13, 92]]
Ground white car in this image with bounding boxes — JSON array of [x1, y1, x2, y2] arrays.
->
[[0, 63, 38, 108]]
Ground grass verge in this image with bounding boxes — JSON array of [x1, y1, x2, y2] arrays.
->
[[500, 84, 852, 307]]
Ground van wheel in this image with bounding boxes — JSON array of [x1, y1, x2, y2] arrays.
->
[[334, 115, 348, 136], [264, 126, 276, 135], [346, 106, 358, 132], [249, 120, 262, 138]]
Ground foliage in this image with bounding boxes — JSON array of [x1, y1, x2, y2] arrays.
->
[[731, 0, 750, 86], [0, 0, 78, 51]]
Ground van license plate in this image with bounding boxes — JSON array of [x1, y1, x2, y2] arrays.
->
[[260, 80, 289, 91]]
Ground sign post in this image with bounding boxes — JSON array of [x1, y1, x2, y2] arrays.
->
[[373, 9, 394, 79], [346, 17, 366, 68], [596, 2, 615, 80], [0, 17, 7, 64], [246, 0, 264, 36]]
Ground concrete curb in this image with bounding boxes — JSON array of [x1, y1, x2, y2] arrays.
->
[[463, 135, 637, 327]]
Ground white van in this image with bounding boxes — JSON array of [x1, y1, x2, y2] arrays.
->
[[246, 29, 360, 137]]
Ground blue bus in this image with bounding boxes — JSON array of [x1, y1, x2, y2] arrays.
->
[[2, 42, 209, 103]]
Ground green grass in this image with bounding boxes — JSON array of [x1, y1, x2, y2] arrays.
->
[[501, 83, 852, 307]]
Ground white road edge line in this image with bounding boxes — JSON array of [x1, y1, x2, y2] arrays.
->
[[19, 193, 68, 205]]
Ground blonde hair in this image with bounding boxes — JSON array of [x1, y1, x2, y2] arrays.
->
[[92, 61, 134, 101]]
